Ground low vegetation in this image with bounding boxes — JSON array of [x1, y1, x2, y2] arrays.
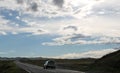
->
[[87, 50, 120, 73], [20, 58, 96, 71], [0, 60, 27, 73], [20, 50, 120, 73]]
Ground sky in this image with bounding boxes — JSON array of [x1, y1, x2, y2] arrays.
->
[[0, 0, 120, 59]]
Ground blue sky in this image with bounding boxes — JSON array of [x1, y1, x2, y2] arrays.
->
[[0, 0, 120, 58]]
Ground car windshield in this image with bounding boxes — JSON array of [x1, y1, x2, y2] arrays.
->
[[45, 60, 55, 66], [49, 61, 55, 65]]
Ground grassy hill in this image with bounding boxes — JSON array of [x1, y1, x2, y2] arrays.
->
[[0, 60, 27, 73], [87, 50, 120, 73]]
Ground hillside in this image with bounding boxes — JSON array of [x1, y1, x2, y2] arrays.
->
[[87, 49, 120, 73], [0, 60, 27, 73]]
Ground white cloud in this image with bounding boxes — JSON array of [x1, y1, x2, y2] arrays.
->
[[0, 16, 49, 35], [0, 0, 119, 19], [0, 0, 120, 46], [42, 35, 120, 46], [19, 27, 49, 35], [0, 24, 49, 35], [0, 31, 7, 35], [52, 49, 118, 59], [42, 17, 120, 46], [0, 50, 16, 55], [0, 52, 7, 55], [0, 0, 106, 18], [0, 16, 9, 25]]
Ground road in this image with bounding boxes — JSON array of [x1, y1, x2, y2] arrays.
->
[[15, 61, 85, 73]]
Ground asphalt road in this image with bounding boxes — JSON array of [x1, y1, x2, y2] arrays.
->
[[15, 61, 85, 73]]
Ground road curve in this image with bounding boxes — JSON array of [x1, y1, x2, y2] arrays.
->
[[15, 61, 85, 73]]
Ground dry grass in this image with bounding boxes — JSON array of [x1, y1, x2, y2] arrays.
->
[[0, 60, 27, 73]]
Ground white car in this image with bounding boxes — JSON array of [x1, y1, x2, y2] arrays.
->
[[44, 60, 56, 69]]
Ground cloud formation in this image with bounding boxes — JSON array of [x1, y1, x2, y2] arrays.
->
[[52, 49, 118, 59], [30, 2, 38, 11], [42, 36, 120, 46], [0, 0, 120, 46], [0, 50, 15, 55], [63, 25, 78, 31], [16, 0, 24, 4], [0, 0, 106, 18], [53, 0, 64, 8]]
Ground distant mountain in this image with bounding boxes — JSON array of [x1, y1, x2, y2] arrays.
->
[[87, 49, 120, 73]]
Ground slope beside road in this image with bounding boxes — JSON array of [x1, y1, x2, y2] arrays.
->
[[15, 61, 85, 73]]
